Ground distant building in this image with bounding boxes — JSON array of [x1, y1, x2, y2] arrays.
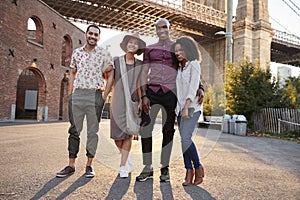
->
[[0, 0, 85, 121], [270, 62, 300, 87]]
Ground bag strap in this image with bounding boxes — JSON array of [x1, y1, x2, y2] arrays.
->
[[119, 56, 132, 109]]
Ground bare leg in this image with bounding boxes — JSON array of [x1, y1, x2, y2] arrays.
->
[[69, 158, 76, 168], [127, 153, 134, 172], [86, 157, 93, 166], [115, 137, 132, 166], [85, 157, 95, 178]]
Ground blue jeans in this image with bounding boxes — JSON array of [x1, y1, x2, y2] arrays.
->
[[177, 111, 201, 169]]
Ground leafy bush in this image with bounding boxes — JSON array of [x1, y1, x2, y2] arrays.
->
[[203, 84, 225, 116], [203, 59, 300, 130]]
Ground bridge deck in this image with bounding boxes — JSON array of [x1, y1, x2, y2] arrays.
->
[[40, 0, 300, 65], [40, 0, 226, 43], [272, 30, 300, 65]]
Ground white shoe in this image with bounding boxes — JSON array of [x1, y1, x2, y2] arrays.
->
[[127, 154, 135, 172], [119, 166, 128, 178]]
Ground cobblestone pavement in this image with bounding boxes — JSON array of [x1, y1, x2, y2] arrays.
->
[[0, 120, 299, 200]]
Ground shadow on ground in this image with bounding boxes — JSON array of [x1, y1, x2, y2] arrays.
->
[[106, 174, 131, 199], [31, 175, 91, 200]]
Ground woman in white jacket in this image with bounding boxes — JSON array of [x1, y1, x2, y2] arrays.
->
[[171, 36, 204, 186]]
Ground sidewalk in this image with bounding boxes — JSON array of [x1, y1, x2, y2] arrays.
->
[[0, 120, 299, 199]]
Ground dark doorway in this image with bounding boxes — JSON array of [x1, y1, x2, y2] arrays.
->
[[15, 69, 39, 119]]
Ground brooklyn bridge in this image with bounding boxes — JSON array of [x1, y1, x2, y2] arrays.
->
[[1, 0, 299, 121], [40, 0, 300, 86]]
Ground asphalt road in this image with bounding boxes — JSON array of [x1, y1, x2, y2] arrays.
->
[[0, 120, 299, 200]]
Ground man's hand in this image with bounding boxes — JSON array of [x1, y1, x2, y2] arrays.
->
[[196, 87, 204, 105], [142, 96, 150, 115]]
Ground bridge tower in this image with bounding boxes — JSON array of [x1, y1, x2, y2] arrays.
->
[[233, 0, 274, 68]]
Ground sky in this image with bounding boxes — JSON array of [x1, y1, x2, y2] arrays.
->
[[266, 0, 300, 36]]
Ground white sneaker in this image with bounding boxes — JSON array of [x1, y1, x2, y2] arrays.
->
[[127, 154, 135, 172], [119, 166, 128, 178]]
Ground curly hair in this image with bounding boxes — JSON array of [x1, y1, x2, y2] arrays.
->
[[171, 36, 201, 62]]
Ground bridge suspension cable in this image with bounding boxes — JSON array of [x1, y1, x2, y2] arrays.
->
[[282, 0, 300, 18], [288, 0, 300, 12], [269, 16, 292, 34]]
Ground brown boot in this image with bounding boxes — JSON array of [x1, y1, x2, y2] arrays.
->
[[194, 166, 204, 185], [182, 169, 194, 186], [184, 169, 188, 181]]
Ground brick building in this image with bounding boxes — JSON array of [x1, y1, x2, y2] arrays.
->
[[0, 0, 85, 121]]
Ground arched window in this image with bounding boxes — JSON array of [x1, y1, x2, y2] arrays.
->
[[27, 16, 43, 46], [61, 35, 73, 67]]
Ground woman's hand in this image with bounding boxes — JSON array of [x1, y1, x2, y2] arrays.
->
[[102, 94, 107, 102], [138, 100, 142, 116], [180, 107, 189, 119]]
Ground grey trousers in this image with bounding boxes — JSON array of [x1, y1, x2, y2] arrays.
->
[[68, 89, 104, 158]]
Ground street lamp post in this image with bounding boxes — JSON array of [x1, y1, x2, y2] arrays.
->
[[214, 0, 233, 116], [215, 0, 233, 63], [215, 31, 232, 63], [226, 0, 233, 63]]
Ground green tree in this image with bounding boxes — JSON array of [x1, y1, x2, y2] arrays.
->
[[281, 76, 300, 108], [203, 84, 225, 116], [225, 60, 279, 120]]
